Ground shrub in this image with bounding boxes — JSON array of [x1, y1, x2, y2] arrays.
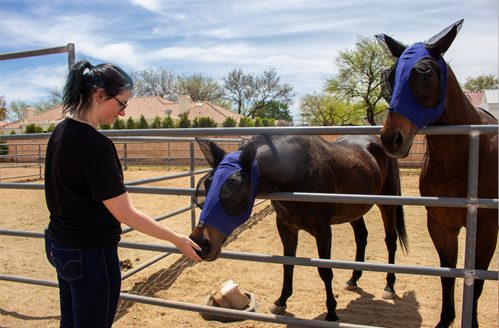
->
[[238, 117, 255, 127], [0, 132, 8, 157], [162, 115, 175, 128], [126, 116, 137, 129], [193, 116, 217, 128], [98, 124, 112, 130], [177, 114, 191, 128], [10, 130, 16, 134], [222, 116, 237, 127], [113, 118, 125, 129], [137, 114, 149, 129], [150, 116, 162, 129], [47, 123, 56, 133], [255, 117, 263, 127], [25, 124, 44, 133]]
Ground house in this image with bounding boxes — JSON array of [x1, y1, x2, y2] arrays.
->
[[464, 90, 498, 119], [0, 95, 246, 133]]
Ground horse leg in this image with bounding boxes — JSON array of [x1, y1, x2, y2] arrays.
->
[[427, 214, 460, 328], [315, 223, 338, 322], [343, 217, 368, 291], [470, 213, 498, 328], [270, 219, 299, 315], [378, 204, 399, 299]]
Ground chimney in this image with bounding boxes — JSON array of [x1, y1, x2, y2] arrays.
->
[[177, 95, 191, 116], [23, 107, 35, 120]]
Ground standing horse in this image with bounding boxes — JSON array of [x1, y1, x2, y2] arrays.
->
[[376, 20, 498, 328], [189, 134, 408, 322]]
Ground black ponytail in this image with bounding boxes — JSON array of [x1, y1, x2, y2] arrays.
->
[[62, 60, 133, 117]]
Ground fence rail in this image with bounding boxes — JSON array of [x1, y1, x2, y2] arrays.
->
[[0, 125, 497, 328]]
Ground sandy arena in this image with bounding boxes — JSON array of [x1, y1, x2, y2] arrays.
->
[[0, 166, 497, 328]]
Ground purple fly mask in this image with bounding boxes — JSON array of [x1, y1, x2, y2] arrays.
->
[[196, 150, 259, 237], [388, 42, 448, 130]]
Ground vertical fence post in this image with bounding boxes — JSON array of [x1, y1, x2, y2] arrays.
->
[[124, 143, 128, 171], [15, 145, 18, 166], [461, 131, 480, 328], [38, 144, 42, 179], [190, 142, 196, 231], [168, 142, 171, 170]]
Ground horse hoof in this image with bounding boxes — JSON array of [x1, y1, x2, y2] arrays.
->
[[382, 291, 396, 299], [269, 304, 287, 315], [325, 313, 339, 322], [343, 283, 357, 291]]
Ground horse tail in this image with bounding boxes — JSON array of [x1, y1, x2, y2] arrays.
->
[[396, 189, 409, 254]]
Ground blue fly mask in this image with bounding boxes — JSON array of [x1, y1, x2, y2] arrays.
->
[[383, 42, 448, 130], [195, 150, 259, 237]]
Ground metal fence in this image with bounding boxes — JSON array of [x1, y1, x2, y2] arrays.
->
[[0, 125, 497, 328]]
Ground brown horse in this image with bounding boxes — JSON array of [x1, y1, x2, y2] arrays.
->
[[189, 134, 407, 322], [377, 20, 498, 328]]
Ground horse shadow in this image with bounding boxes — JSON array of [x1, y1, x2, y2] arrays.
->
[[0, 307, 61, 324], [115, 204, 275, 320], [282, 288, 422, 328]]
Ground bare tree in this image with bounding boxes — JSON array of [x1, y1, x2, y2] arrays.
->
[[247, 68, 297, 118], [222, 68, 255, 114], [175, 72, 224, 102], [132, 68, 177, 101]]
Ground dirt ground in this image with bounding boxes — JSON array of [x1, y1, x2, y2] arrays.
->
[[0, 166, 497, 328]]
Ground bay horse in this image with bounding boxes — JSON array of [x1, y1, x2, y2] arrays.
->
[[376, 20, 498, 328], [189, 134, 408, 322]]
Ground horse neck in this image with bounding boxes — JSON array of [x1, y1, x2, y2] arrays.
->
[[425, 66, 480, 170]]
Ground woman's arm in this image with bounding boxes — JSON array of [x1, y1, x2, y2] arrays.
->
[[103, 192, 202, 263]]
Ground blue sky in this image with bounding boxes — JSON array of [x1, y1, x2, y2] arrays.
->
[[1, 0, 497, 120]]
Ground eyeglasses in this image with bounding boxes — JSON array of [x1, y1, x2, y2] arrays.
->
[[113, 96, 129, 112]]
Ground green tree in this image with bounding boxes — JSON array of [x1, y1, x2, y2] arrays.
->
[[150, 116, 162, 128], [47, 123, 56, 133], [254, 100, 293, 122], [177, 114, 191, 128], [10, 130, 16, 134], [33, 86, 63, 114], [125, 116, 137, 129], [192, 116, 217, 128], [324, 35, 392, 126], [162, 115, 175, 128], [175, 72, 224, 103], [8, 99, 29, 121], [222, 116, 237, 127], [238, 117, 255, 127], [113, 118, 125, 129], [463, 74, 499, 91], [137, 114, 149, 129], [299, 92, 364, 126], [254, 117, 263, 127]]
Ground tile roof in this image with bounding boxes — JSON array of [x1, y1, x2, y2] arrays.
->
[[464, 90, 484, 107], [0, 96, 246, 130]]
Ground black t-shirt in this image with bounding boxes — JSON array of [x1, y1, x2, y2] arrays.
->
[[45, 118, 127, 249]]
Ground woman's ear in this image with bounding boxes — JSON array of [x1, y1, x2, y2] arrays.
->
[[94, 88, 106, 103]]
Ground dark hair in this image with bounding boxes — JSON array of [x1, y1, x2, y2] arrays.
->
[[62, 60, 133, 116]]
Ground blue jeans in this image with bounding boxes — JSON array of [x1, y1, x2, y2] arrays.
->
[[45, 229, 121, 328]]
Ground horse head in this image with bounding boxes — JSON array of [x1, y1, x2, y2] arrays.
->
[[189, 137, 259, 261], [376, 19, 463, 158]]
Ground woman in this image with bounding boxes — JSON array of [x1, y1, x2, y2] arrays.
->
[[44, 60, 202, 328]]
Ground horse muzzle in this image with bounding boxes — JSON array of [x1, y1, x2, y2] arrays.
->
[[189, 225, 226, 262], [381, 111, 417, 158]]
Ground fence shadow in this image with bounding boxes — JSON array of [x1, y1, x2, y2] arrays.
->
[[115, 204, 275, 320]]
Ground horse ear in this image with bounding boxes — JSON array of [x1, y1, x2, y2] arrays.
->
[[239, 139, 258, 173], [426, 19, 464, 60], [375, 34, 407, 59], [195, 137, 227, 168]]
